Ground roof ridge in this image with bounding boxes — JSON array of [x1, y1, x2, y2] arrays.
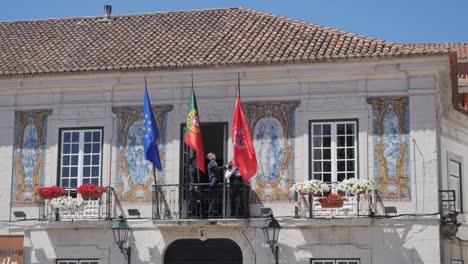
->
[[0, 6, 242, 23]]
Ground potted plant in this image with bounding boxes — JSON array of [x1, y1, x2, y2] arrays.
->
[[35, 186, 66, 200], [291, 179, 330, 196], [50, 196, 84, 219], [77, 183, 107, 199], [317, 193, 348, 208], [337, 178, 373, 195]]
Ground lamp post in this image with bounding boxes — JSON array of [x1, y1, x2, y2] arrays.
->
[[261, 213, 280, 264], [112, 215, 131, 264]]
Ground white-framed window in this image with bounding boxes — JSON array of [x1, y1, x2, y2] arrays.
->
[[57, 260, 99, 264], [311, 259, 360, 264], [59, 128, 103, 194], [449, 159, 462, 212], [310, 121, 357, 182]]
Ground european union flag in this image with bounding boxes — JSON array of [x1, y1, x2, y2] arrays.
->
[[143, 84, 162, 171]]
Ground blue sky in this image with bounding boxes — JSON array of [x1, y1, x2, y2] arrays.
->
[[2, 0, 466, 43]]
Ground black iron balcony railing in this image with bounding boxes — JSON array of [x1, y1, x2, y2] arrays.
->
[[38, 186, 115, 221], [293, 182, 373, 218], [152, 182, 250, 220]]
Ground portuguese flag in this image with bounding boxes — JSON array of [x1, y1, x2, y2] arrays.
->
[[184, 86, 205, 172]]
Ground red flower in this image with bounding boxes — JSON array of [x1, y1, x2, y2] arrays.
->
[[77, 183, 107, 199], [317, 193, 348, 205], [35, 186, 66, 199]]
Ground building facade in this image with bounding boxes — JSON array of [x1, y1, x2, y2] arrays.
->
[[0, 7, 467, 264]]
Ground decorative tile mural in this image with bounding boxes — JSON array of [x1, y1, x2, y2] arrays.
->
[[12, 110, 51, 206], [113, 105, 173, 203], [368, 97, 411, 201], [242, 101, 299, 203]]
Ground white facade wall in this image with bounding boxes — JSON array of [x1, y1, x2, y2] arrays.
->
[[0, 55, 460, 263]]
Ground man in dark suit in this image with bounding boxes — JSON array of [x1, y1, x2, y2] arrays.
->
[[188, 157, 199, 218], [206, 152, 232, 217], [225, 165, 244, 217]]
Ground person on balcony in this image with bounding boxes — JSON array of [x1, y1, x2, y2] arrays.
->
[[225, 164, 244, 217], [188, 157, 200, 218], [207, 152, 232, 217]]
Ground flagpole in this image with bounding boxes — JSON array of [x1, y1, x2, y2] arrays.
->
[[237, 72, 241, 97], [146, 76, 160, 218]]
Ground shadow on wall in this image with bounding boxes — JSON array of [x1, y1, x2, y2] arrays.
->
[[274, 225, 428, 263]]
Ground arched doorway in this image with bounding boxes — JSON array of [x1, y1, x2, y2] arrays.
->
[[164, 238, 243, 264]]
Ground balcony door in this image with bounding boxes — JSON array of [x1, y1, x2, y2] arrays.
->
[[180, 122, 228, 216]]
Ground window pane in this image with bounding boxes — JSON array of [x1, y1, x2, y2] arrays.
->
[[72, 144, 79, 153], [71, 167, 78, 177], [93, 131, 100, 141], [61, 179, 69, 187], [91, 178, 99, 185], [337, 148, 345, 159], [347, 173, 355, 179], [314, 149, 322, 159], [337, 161, 345, 172], [346, 148, 354, 159], [314, 162, 322, 172], [323, 137, 331, 147], [84, 143, 91, 154], [63, 156, 70, 165], [92, 155, 100, 165], [346, 136, 354, 147], [323, 125, 331, 135], [313, 174, 322, 180], [72, 132, 79, 142], [92, 143, 100, 153], [313, 137, 322, 147], [70, 179, 78, 188], [323, 161, 331, 172], [63, 144, 70, 154], [347, 161, 354, 171], [337, 136, 345, 147], [337, 124, 345, 135], [84, 132, 92, 142], [323, 149, 331, 159], [83, 167, 90, 177], [338, 173, 346, 182], [62, 167, 69, 177], [84, 155, 91, 165], [71, 155, 78, 165], [63, 133, 71, 143], [313, 125, 322, 135], [92, 167, 100, 177], [346, 124, 355, 134], [323, 173, 331, 182]]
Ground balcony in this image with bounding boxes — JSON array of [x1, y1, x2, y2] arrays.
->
[[293, 182, 373, 219], [38, 187, 115, 221], [152, 182, 250, 220]]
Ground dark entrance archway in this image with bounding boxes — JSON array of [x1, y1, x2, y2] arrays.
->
[[164, 238, 243, 264]]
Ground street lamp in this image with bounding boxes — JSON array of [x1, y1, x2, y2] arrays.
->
[[261, 213, 280, 264], [112, 215, 131, 264]]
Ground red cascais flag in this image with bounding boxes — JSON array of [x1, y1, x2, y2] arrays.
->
[[232, 95, 258, 182], [184, 86, 205, 172]]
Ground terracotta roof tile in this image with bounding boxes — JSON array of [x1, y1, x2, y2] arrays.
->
[[406, 43, 468, 59], [0, 7, 448, 76]]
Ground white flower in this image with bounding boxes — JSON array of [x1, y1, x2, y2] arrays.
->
[[291, 180, 330, 194], [50, 196, 85, 214], [337, 178, 373, 195]]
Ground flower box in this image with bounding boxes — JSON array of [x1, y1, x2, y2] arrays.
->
[[319, 200, 344, 208], [35, 186, 66, 200], [77, 183, 107, 199], [317, 194, 347, 208]]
